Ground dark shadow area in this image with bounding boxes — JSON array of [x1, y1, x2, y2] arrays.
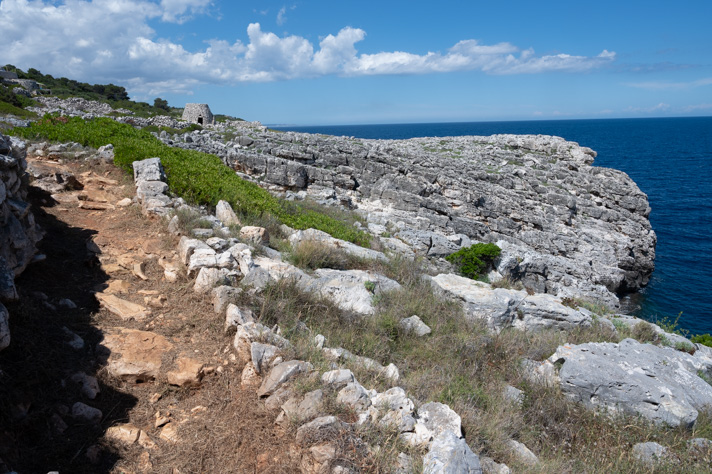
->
[[0, 193, 137, 473]]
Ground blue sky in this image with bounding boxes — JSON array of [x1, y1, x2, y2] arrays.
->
[[1, 0, 711, 124]]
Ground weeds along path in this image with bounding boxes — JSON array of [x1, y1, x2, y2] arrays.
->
[[1, 156, 301, 473]]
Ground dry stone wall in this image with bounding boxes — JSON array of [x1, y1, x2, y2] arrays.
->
[[0, 134, 43, 350]]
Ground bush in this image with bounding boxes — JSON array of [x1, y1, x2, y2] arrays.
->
[[692, 333, 712, 348], [445, 243, 501, 280]]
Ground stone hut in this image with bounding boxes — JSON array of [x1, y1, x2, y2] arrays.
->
[[182, 103, 214, 126]]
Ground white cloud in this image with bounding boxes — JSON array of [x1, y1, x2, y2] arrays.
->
[[626, 77, 712, 90], [160, 0, 212, 23], [0, 0, 616, 97]]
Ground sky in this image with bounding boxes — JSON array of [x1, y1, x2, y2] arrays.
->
[[1, 0, 711, 125]]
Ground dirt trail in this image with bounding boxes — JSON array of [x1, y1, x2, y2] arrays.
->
[[0, 157, 301, 473]]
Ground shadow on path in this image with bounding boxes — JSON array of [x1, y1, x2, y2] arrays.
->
[[0, 191, 137, 473]]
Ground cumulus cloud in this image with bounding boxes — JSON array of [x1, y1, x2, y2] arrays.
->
[[0, 0, 616, 96]]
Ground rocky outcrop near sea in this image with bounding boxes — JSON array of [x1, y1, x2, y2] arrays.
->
[[156, 120, 656, 309]]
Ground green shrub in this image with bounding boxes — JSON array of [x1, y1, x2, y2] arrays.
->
[[445, 243, 501, 280], [10, 116, 370, 246], [692, 333, 712, 348]]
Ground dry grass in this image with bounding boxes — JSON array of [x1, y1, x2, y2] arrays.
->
[[235, 255, 712, 473]]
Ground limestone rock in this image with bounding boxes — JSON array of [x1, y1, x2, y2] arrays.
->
[[550, 338, 712, 427], [193, 267, 237, 293], [215, 200, 240, 226], [72, 402, 102, 423], [412, 402, 462, 445], [337, 382, 371, 411], [423, 431, 482, 473], [225, 303, 255, 330], [280, 389, 324, 425], [251, 342, 279, 374], [431, 273, 591, 332], [106, 424, 141, 445], [295, 416, 345, 446], [240, 226, 269, 245], [99, 329, 174, 383], [166, 357, 204, 387], [632, 442, 672, 466], [212, 285, 242, 314], [257, 360, 313, 398], [321, 369, 355, 389], [96, 292, 151, 321], [306, 269, 401, 315], [507, 440, 538, 466], [289, 228, 387, 262], [399, 315, 431, 336], [71, 372, 101, 399]]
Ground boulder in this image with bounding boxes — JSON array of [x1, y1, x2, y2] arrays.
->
[[423, 431, 482, 473], [215, 200, 240, 226], [306, 269, 401, 315], [289, 228, 387, 262], [431, 273, 591, 332], [550, 338, 712, 427], [632, 442, 672, 466], [399, 315, 431, 336]]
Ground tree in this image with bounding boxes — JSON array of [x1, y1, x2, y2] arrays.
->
[[153, 97, 170, 111]]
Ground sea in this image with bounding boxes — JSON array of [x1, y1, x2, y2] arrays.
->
[[273, 117, 712, 335]]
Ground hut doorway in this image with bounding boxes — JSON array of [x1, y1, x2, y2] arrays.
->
[[198, 116, 203, 125]]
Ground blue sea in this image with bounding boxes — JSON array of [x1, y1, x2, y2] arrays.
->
[[274, 117, 712, 335]]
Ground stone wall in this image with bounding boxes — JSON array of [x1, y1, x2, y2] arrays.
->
[[0, 134, 43, 350]]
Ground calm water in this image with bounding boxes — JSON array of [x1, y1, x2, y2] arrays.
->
[[274, 117, 712, 335]]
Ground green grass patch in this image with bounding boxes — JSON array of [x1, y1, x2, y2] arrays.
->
[[10, 116, 370, 246], [692, 333, 712, 348], [0, 101, 37, 118]]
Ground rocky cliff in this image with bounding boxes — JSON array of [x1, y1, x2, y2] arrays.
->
[[161, 123, 655, 308]]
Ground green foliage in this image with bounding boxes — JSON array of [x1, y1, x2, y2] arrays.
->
[[0, 83, 36, 113], [3, 65, 180, 117], [0, 100, 37, 118], [692, 333, 712, 348], [153, 97, 169, 111], [10, 116, 370, 246], [445, 243, 501, 280]]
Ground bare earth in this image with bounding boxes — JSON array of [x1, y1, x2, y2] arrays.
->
[[0, 157, 301, 473]]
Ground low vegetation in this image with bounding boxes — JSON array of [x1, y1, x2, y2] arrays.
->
[[692, 333, 712, 348], [10, 116, 370, 246], [236, 257, 712, 472], [445, 242, 501, 280]]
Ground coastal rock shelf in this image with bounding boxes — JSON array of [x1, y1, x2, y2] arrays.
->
[[165, 124, 656, 307]]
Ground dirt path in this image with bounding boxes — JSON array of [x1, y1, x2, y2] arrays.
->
[[0, 157, 301, 473]]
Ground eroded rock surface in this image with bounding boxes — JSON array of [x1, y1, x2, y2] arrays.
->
[[550, 338, 712, 427], [161, 124, 655, 305]]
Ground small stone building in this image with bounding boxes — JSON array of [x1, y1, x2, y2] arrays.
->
[[182, 103, 214, 126]]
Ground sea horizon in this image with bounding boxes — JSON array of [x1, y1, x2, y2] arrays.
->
[[268, 114, 712, 131]]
